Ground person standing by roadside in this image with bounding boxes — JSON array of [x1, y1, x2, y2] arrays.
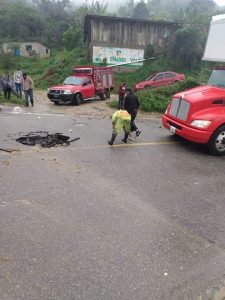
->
[[14, 68, 23, 98], [124, 88, 141, 137], [22, 73, 34, 107], [118, 80, 126, 109], [1, 72, 13, 100]]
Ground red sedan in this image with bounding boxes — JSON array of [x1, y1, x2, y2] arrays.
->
[[133, 71, 185, 91]]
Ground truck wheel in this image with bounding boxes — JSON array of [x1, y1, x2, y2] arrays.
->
[[74, 94, 82, 106], [208, 125, 225, 155], [100, 91, 107, 100]]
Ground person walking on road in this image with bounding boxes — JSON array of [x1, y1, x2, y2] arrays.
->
[[118, 80, 126, 109], [14, 68, 23, 98], [108, 109, 131, 145], [22, 73, 34, 107], [124, 88, 141, 137]]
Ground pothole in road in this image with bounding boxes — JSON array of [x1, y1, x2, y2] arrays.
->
[[16, 131, 80, 148], [73, 123, 87, 127]]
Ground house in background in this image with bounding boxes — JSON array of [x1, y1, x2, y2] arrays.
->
[[84, 15, 181, 67], [3, 42, 50, 58]]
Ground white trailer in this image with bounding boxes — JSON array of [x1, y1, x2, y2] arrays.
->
[[202, 14, 225, 62]]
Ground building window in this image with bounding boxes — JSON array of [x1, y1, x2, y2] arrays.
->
[[26, 45, 32, 52], [46, 48, 49, 54]]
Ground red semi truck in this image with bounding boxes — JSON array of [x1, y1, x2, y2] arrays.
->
[[47, 66, 114, 106], [162, 15, 225, 155]]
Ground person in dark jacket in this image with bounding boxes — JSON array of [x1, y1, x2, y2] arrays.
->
[[118, 80, 126, 109], [124, 88, 141, 137], [1, 72, 13, 100]]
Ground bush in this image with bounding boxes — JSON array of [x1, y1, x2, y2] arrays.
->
[[107, 78, 199, 113], [136, 78, 200, 112], [36, 48, 91, 88], [108, 100, 118, 109]]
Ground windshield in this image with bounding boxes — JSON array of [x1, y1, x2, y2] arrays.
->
[[145, 73, 157, 81], [208, 70, 225, 88], [63, 76, 83, 85]]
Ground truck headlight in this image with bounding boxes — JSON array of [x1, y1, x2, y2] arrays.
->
[[191, 120, 212, 128], [62, 90, 71, 94]]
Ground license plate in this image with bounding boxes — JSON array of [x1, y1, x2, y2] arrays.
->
[[170, 125, 176, 134]]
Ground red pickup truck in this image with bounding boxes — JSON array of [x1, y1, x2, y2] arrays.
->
[[162, 67, 225, 155], [47, 66, 114, 105]]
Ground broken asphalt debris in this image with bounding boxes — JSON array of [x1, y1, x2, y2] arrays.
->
[[0, 148, 14, 153], [0, 148, 20, 153], [16, 131, 80, 148]]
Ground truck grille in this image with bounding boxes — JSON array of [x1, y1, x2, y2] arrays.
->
[[169, 97, 190, 121]]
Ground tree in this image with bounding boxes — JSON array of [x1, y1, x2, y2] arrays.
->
[[128, 0, 135, 17], [167, 0, 214, 69], [0, 45, 15, 70], [0, 3, 44, 40], [62, 26, 84, 49], [144, 43, 155, 59], [30, 0, 73, 46], [63, 0, 108, 50], [133, 1, 149, 19], [169, 27, 202, 69], [186, 0, 216, 16]]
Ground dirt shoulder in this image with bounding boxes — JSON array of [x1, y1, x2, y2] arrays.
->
[[1, 89, 162, 120]]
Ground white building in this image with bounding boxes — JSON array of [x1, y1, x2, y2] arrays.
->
[[3, 42, 50, 58]]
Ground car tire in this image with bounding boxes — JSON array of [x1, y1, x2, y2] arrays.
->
[[53, 101, 60, 105], [100, 91, 107, 100], [208, 125, 225, 155], [144, 85, 151, 89], [74, 93, 82, 106]]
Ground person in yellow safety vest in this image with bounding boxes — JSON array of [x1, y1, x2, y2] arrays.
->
[[108, 109, 131, 145]]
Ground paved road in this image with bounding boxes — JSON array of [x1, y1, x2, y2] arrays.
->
[[1, 106, 225, 300]]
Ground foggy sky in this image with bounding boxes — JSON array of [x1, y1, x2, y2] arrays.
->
[[70, 0, 225, 10]]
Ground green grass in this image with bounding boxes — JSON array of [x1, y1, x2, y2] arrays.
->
[[0, 93, 24, 105], [108, 78, 200, 113], [0, 48, 91, 89]]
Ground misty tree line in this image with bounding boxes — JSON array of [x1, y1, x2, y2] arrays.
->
[[0, 0, 224, 68]]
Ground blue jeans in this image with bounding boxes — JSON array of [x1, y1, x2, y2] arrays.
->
[[24, 89, 33, 106], [15, 83, 22, 98]]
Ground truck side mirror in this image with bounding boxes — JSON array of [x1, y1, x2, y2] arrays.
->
[[83, 82, 87, 86]]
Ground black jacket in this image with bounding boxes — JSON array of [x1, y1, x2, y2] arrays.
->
[[124, 92, 140, 113]]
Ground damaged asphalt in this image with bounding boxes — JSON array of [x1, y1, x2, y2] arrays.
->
[[1, 103, 225, 300]]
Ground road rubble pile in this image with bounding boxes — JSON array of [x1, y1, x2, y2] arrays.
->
[[16, 131, 80, 148]]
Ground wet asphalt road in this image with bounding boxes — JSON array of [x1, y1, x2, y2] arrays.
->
[[1, 107, 225, 300]]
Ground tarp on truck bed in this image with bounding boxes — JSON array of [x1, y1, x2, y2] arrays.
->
[[202, 15, 225, 62]]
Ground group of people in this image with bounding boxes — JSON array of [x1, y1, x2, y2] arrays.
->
[[108, 80, 141, 145], [0, 69, 34, 107]]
